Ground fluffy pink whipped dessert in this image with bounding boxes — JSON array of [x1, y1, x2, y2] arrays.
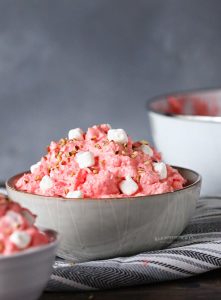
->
[[167, 96, 219, 116], [16, 124, 186, 198], [0, 194, 49, 255]]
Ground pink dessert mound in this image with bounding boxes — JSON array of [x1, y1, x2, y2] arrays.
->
[[16, 124, 186, 198], [0, 194, 49, 255]]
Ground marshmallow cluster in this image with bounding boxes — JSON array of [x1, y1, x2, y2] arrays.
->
[[0, 195, 49, 255], [18, 124, 185, 199]]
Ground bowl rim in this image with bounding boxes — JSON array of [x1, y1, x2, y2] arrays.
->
[[147, 86, 221, 124], [6, 166, 201, 201], [0, 228, 59, 261]]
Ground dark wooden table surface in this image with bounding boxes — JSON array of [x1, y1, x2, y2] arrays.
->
[[40, 268, 221, 300]]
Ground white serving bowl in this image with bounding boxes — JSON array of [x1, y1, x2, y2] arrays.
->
[[148, 88, 221, 196], [0, 228, 58, 300], [6, 167, 201, 262]]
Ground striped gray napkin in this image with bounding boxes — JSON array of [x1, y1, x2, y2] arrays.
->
[[47, 197, 221, 291]]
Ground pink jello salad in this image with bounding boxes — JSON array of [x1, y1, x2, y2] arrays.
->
[[0, 194, 49, 255], [16, 124, 186, 198]]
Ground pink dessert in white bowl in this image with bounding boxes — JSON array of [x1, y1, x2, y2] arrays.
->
[[0, 194, 49, 255], [0, 194, 59, 300], [16, 124, 186, 198]]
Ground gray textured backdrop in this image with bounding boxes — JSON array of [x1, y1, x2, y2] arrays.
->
[[1, 0, 221, 179]]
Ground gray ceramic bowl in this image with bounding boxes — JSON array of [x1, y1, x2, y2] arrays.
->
[[6, 167, 201, 262], [148, 88, 221, 196], [0, 229, 59, 300]]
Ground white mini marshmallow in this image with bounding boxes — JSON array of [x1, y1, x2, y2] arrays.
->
[[39, 175, 53, 192], [76, 151, 95, 169], [68, 128, 84, 140], [153, 162, 167, 180], [119, 176, 138, 196], [30, 161, 41, 173], [140, 144, 153, 157], [6, 211, 22, 227], [9, 231, 31, 249], [107, 129, 128, 144], [65, 190, 83, 198]]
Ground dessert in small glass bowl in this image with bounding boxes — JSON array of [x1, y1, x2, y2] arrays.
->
[[7, 124, 201, 262], [0, 194, 59, 300]]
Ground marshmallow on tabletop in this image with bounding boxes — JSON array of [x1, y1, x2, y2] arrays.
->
[[76, 151, 95, 169], [107, 129, 128, 144], [30, 161, 41, 174], [140, 144, 153, 157], [153, 162, 167, 180], [39, 175, 53, 192], [65, 190, 83, 198], [119, 176, 138, 196], [9, 231, 31, 249], [68, 128, 84, 140]]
